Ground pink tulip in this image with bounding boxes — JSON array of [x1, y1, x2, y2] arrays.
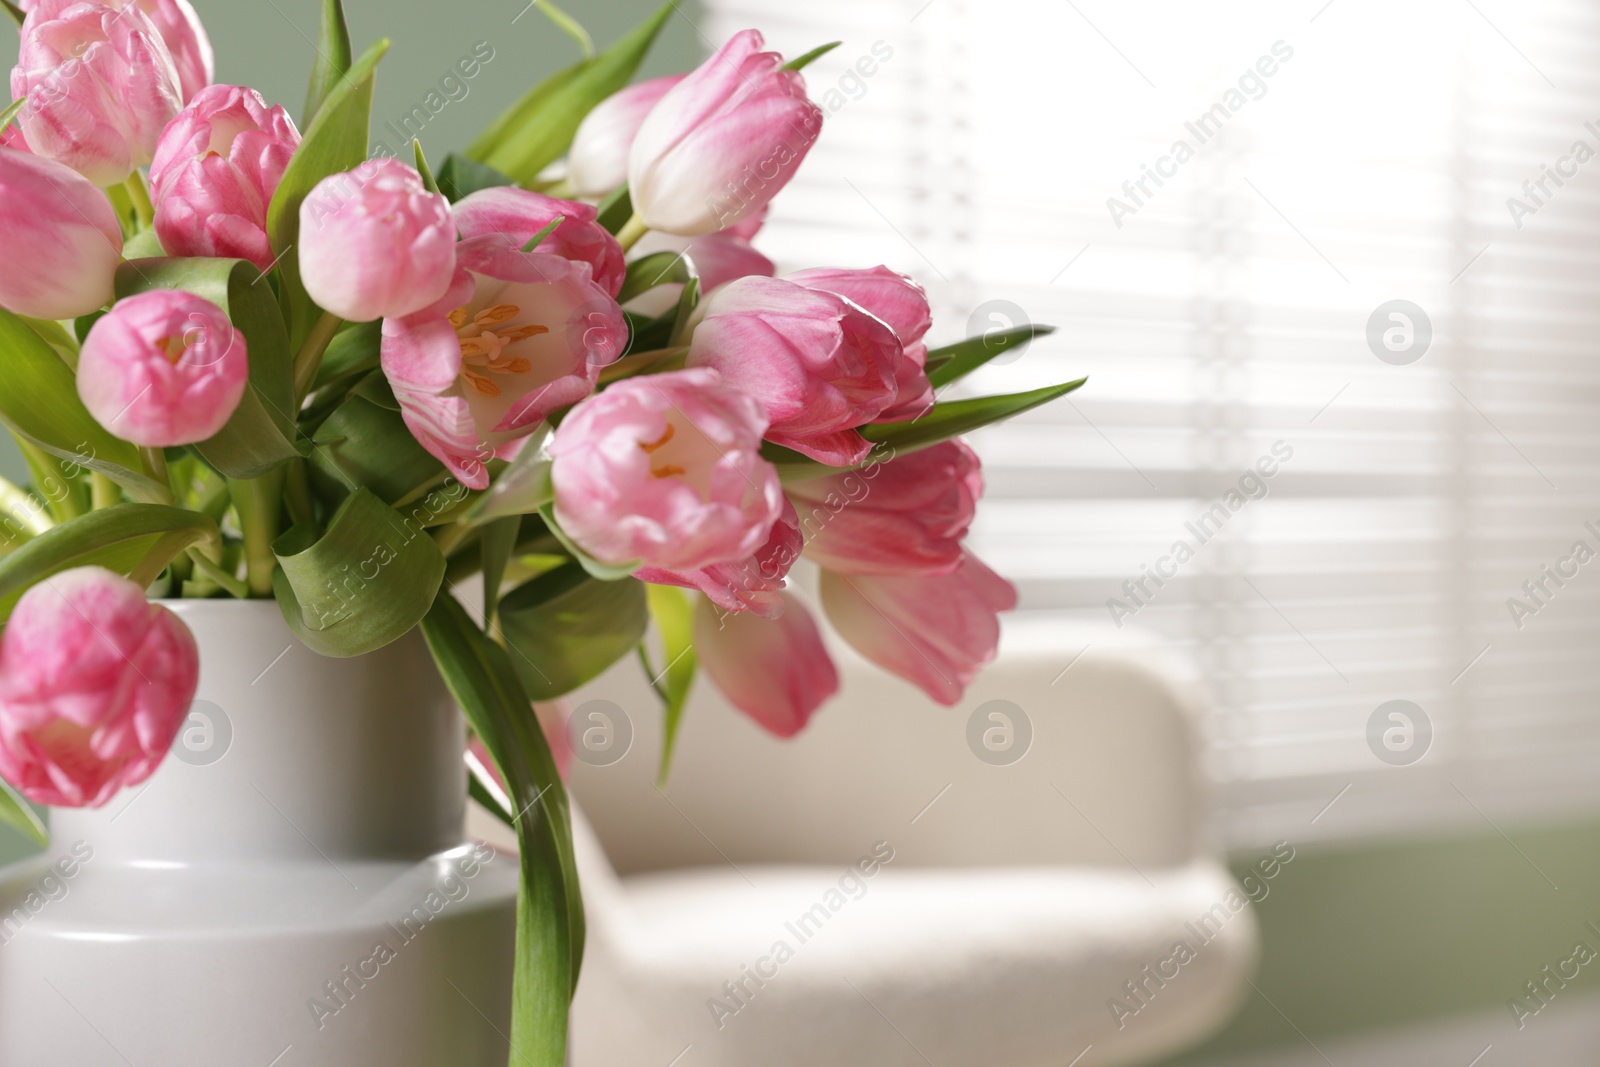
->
[[566, 74, 683, 197], [299, 158, 456, 322], [687, 275, 902, 465], [820, 553, 1018, 706], [16, 0, 212, 103], [694, 592, 838, 738], [0, 567, 198, 808], [628, 30, 823, 236], [453, 186, 626, 298], [637, 498, 800, 619], [383, 234, 627, 490], [787, 265, 935, 421], [77, 289, 249, 447], [548, 367, 783, 571], [789, 440, 983, 576], [10, 0, 183, 186], [0, 146, 122, 319], [148, 84, 300, 272]]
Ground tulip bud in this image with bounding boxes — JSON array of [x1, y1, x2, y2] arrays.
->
[[548, 368, 783, 572], [299, 158, 457, 322], [820, 554, 1018, 706], [383, 235, 628, 491], [149, 84, 300, 271], [567, 74, 683, 197], [10, 0, 184, 186], [789, 440, 983, 576], [0, 147, 123, 319], [628, 30, 823, 236], [786, 265, 935, 420], [453, 186, 626, 298], [77, 290, 249, 447], [15, 0, 212, 103], [694, 593, 838, 737], [0, 566, 199, 808], [687, 275, 902, 465]]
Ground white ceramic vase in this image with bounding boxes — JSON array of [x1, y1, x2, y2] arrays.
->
[[0, 600, 518, 1066]]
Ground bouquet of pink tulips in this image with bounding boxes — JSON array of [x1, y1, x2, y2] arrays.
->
[[0, 0, 1081, 1059]]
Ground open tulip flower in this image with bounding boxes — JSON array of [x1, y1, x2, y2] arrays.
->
[[549, 368, 784, 572], [10, 0, 184, 186], [0, 8, 1081, 1054], [384, 234, 628, 490]]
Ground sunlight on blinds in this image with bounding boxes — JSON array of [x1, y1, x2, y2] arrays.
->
[[698, 0, 1600, 846]]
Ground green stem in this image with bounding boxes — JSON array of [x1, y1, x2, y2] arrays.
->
[[123, 171, 154, 230], [229, 472, 283, 597], [431, 521, 474, 557], [615, 213, 649, 252], [14, 437, 84, 522], [140, 447, 173, 504], [0, 476, 50, 555], [90, 472, 119, 510], [284, 459, 315, 527], [185, 547, 250, 598], [293, 310, 344, 402]]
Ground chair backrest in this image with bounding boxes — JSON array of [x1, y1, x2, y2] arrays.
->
[[567, 618, 1212, 877]]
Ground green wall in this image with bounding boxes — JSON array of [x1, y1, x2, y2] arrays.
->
[[1157, 818, 1600, 1062]]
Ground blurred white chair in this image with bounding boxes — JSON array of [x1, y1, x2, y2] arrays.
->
[[479, 619, 1257, 1067]]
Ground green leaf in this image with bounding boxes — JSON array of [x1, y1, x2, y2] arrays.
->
[[466, 427, 551, 526], [308, 386, 444, 506], [861, 378, 1088, 455], [924, 324, 1056, 388], [668, 275, 699, 346], [0, 97, 24, 131], [521, 214, 566, 253], [311, 320, 382, 392], [0, 778, 46, 849], [0, 504, 219, 623], [436, 153, 514, 203], [499, 563, 648, 699], [302, 0, 353, 129], [480, 516, 519, 625], [616, 250, 693, 304], [0, 309, 166, 502], [267, 38, 391, 351], [644, 584, 696, 784], [271, 487, 446, 657], [412, 138, 440, 195], [594, 184, 633, 235], [781, 41, 842, 71], [537, 501, 639, 580], [530, 0, 594, 58], [115, 258, 303, 478], [469, 3, 672, 183], [421, 592, 581, 1066]]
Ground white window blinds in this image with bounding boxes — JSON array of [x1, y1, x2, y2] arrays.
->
[[698, 0, 1600, 847]]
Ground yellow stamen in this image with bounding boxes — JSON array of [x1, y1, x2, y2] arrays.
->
[[486, 356, 532, 375], [448, 307, 468, 328], [497, 323, 549, 343], [638, 424, 676, 453], [156, 335, 186, 364], [474, 304, 519, 327], [459, 337, 493, 358], [651, 464, 687, 479], [463, 370, 501, 397]]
